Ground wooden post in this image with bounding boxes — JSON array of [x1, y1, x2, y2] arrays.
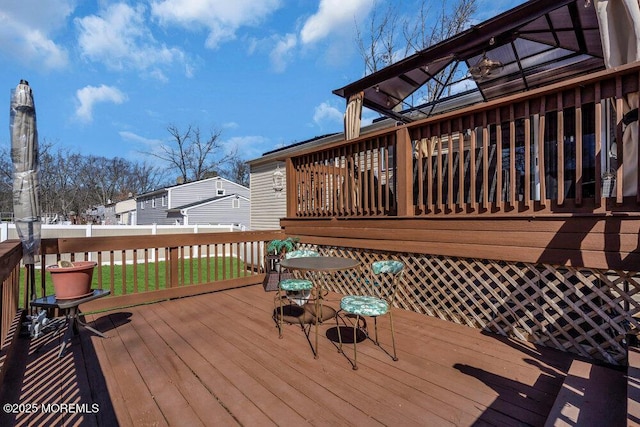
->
[[395, 127, 414, 217], [286, 158, 297, 219]]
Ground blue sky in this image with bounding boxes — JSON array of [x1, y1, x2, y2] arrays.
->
[[1, 0, 522, 165]]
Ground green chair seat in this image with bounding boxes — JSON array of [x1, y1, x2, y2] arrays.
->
[[341, 295, 389, 317], [336, 259, 404, 369], [280, 278, 314, 291]]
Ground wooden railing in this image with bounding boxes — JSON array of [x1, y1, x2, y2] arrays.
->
[[38, 230, 285, 312], [0, 241, 22, 349], [287, 62, 640, 218]]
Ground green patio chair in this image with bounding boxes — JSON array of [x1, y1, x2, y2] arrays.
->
[[275, 249, 320, 339], [336, 259, 404, 370]]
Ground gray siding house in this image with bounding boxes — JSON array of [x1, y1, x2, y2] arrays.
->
[[169, 194, 250, 227], [136, 177, 250, 227]]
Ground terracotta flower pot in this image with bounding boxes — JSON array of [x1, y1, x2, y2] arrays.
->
[[46, 261, 97, 300]]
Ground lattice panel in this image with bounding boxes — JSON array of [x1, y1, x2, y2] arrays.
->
[[302, 244, 640, 365]]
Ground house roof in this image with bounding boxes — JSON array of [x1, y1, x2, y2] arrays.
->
[[167, 194, 249, 212], [136, 176, 248, 199], [247, 118, 399, 164], [333, 0, 604, 122]]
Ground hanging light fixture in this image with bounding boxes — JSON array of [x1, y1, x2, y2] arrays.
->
[[272, 165, 284, 194], [469, 52, 503, 80]]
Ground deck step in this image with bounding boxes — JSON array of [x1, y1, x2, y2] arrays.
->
[[628, 347, 640, 426], [544, 358, 625, 427]]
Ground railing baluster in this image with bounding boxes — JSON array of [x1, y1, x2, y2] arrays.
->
[[427, 133, 434, 213], [363, 141, 370, 215], [595, 83, 603, 205], [109, 250, 115, 295], [470, 116, 477, 210], [483, 111, 490, 210], [144, 248, 149, 292], [524, 100, 532, 208], [538, 97, 547, 206], [575, 87, 583, 206], [558, 92, 565, 205], [133, 249, 138, 294], [496, 108, 503, 209], [509, 105, 516, 206], [447, 120, 454, 212], [437, 122, 444, 212], [616, 76, 624, 204], [458, 117, 465, 209], [97, 251, 103, 290], [377, 140, 383, 215]]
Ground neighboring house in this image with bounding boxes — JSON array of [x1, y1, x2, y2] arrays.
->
[[168, 194, 249, 227], [115, 198, 137, 225], [135, 176, 250, 227], [102, 202, 117, 225], [86, 204, 108, 224]]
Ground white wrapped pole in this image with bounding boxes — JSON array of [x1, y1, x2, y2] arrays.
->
[[10, 80, 41, 265]]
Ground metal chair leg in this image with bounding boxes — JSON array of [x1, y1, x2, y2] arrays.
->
[[389, 311, 398, 361], [352, 314, 359, 370], [336, 310, 344, 353], [277, 291, 284, 338], [373, 317, 379, 345], [313, 288, 319, 359]]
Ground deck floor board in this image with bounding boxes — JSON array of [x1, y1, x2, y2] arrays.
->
[[0, 284, 624, 426]]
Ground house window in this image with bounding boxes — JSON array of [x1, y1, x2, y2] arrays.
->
[[216, 180, 223, 189], [233, 198, 240, 209], [140, 200, 145, 210], [162, 195, 167, 206], [217, 189, 225, 196], [152, 199, 156, 208]]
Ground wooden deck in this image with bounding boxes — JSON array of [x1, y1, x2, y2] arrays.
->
[[0, 285, 626, 426]]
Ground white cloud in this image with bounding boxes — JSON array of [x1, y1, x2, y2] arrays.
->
[[300, 0, 374, 45], [150, 0, 282, 49], [313, 102, 343, 129], [224, 135, 270, 159], [119, 131, 161, 146], [75, 85, 127, 122], [0, 0, 73, 69], [222, 122, 239, 130], [76, 3, 186, 77], [269, 33, 297, 73]]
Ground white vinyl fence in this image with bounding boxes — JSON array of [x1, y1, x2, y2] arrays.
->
[[0, 223, 244, 243], [1, 223, 250, 268]]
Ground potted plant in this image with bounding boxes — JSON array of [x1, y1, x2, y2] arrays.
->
[[266, 236, 300, 257], [263, 237, 299, 291], [45, 260, 97, 300]]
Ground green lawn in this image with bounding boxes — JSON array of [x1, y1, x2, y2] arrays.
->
[[21, 257, 245, 303]]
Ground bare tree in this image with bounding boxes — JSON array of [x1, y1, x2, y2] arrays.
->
[[356, 0, 477, 104], [355, 1, 402, 75], [0, 146, 14, 215], [149, 124, 236, 183], [125, 162, 165, 196], [34, 142, 164, 221], [222, 158, 250, 187]]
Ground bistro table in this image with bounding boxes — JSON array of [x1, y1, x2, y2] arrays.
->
[[31, 289, 110, 358], [279, 256, 360, 358]]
